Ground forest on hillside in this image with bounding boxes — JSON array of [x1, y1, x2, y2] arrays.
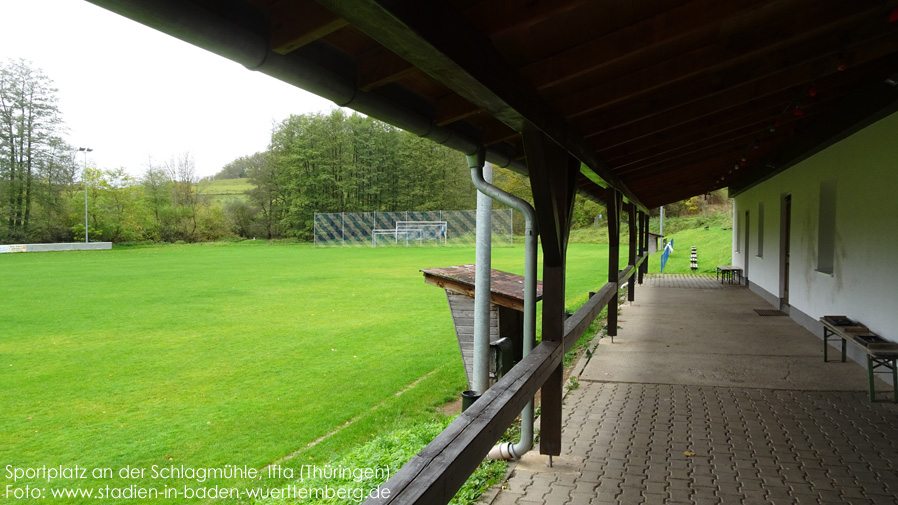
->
[[2, 59, 720, 245], [0, 60, 480, 243], [218, 109, 481, 239]]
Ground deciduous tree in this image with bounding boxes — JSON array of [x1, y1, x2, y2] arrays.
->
[[0, 59, 64, 241]]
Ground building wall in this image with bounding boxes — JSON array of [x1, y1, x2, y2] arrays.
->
[[732, 110, 898, 350]]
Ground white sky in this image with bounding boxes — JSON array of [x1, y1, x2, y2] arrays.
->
[[0, 0, 336, 178]]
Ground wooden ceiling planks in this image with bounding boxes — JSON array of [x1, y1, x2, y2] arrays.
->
[[268, 0, 347, 54], [434, 93, 481, 127], [314, 0, 645, 208], [216, 0, 898, 208], [576, 36, 898, 149], [556, 12, 896, 121], [516, 0, 769, 93], [541, 0, 870, 107], [356, 47, 416, 92]]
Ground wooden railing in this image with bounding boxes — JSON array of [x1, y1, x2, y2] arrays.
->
[[562, 253, 645, 353], [366, 252, 648, 504]]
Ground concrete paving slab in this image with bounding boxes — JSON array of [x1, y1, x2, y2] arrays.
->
[[582, 352, 866, 390], [583, 283, 870, 390], [480, 277, 898, 505]]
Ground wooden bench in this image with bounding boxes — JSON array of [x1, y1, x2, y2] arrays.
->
[[821, 315, 898, 402]]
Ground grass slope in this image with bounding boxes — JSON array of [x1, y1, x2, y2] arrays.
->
[[198, 178, 254, 204], [1, 241, 611, 503], [649, 212, 734, 274]]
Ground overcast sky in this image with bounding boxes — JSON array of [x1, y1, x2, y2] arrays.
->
[[0, 0, 336, 178]]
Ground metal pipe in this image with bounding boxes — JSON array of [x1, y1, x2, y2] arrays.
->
[[473, 160, 493, 394], [85, 0, 528, 175], [467, 149, 537, 461], [78, 147, 92, 242]]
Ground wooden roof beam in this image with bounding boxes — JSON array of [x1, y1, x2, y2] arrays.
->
[[434, 93, 481, 126], [344, 0, 600, 94], [592, 67, 869, 154], [730, 70, 898, 196], [519, 0, 786, 91], [560, 9, 898, 120], [357, 46, 417, 92], [576, 36, 898, 140], [462, 0, 593, 39], [602, 107, 787, 165], [610, 102, 832, 173], [618, 130, 796, 183], [313, 0, 647, 212], [269, 0, 347, 54], [626, 160, 733, 202]]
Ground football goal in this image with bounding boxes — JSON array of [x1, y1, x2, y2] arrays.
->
[[313, 209, 512, 247], [372, 221, 447, 247]]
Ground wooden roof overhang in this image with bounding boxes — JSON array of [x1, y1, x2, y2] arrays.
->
[[421, 265, 544, 312], [88, 0, 898, 210]]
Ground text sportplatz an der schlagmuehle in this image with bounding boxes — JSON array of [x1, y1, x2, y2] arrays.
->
[[4, 463, 392, 501]]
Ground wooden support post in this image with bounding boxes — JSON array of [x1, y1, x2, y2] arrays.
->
[[607, 190, 621, 338], [636, 211, 644, 284], [627, 203, 637, 302], [539, 264, 565, 457], [524, 130, 578, 458], [639, 212, 649, 284]]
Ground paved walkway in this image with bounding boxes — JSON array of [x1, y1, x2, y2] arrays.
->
[[482, 278, 898, 504]]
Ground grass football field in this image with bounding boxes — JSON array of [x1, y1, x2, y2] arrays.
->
[[1, 241, 617, 503]]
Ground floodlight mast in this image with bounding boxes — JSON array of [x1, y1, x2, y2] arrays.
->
[[78, 147, 93, 243]]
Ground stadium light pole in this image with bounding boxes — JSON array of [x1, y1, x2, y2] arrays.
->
[[78, 147, 92, 243]]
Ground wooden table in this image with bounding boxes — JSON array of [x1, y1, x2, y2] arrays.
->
[[715, 265, 743, 284], [821, 316, 898, 402]]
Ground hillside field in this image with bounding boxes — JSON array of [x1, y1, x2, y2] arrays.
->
[[197, 178, 253, 204], [1, 241, 620, 503], [648, 212, 734, 274]]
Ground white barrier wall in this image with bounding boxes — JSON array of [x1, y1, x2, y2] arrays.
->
[[0, 242, 112, 253]]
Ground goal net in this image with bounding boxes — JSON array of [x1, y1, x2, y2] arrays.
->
[[313, 209, 513, 248], [372, 221, 447, 247]]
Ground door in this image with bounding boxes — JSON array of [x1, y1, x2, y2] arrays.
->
[[781, 195, 792, 306], [743, 211, 750, 284]]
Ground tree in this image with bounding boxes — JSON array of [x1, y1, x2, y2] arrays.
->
[[212, 155, 253, 180], [0, 59, 64, 241], [244, 152, 284, 239], [260, 109, 478, 238], [32, 137, 79, 242], [141, 163, 171, 240], [164, 152, 202, 240], [94, 168, 144, 242]]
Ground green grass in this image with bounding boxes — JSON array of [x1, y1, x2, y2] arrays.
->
[[254, 417, 507, 505], [198, 178, 254, 204], [1, 242, 612, 503], [650, 213, 734, 274]]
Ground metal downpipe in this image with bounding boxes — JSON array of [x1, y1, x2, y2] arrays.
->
[[466, 150, 537, 461], [473, 159, 493, 394]]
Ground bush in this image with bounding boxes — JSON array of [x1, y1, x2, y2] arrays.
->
[[257, 418, 506, 505]]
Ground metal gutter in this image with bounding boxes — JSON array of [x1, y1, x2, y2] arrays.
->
[[467, 149, 537, 460]]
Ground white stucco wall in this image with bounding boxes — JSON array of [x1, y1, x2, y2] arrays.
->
[[732, 110, 898, 343]]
